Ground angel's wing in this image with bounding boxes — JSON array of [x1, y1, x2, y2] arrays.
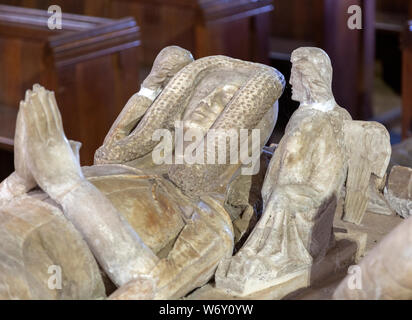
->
[[343, 120, 391, 225]]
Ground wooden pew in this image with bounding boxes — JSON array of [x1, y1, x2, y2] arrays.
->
[[376, 0, 409, 33], [2, 0, 274, 66], [375, 0, 410, 99], [402, 19, 412, 138], [0, 104, 16, 181], [270, 0, 375, 120], [105, 0, 274, 66], [0, 5, 141, 172]]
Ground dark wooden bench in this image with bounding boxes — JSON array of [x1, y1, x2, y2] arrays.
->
[[1, 0, 274, 66], [0, 5, 141, 168], [269, 0, 375, 121], [402, 20, 412, 138], [0, 105, 17, 152]]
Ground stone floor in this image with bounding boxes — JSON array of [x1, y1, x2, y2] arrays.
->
[[289, 210, 404, 300]]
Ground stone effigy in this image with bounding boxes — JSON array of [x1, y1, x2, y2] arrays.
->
[[192, 47, 391, 299], [0, 45, 400, 301], [0, 46, 285, 299], [0, 99, 106, 300]]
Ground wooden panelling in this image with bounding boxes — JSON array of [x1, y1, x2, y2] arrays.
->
[[112, 0, 274, 65], [270, 0, 375, 120], [271, 0, 324, 43], [0, 0, 274, 65], [110, 1, 197, 65], [401, 1, 412, 138], [377, 0, 409, 13], [402, 19, 412, 138], [0, 104, 17, 151], [324, 0, 375, 120]]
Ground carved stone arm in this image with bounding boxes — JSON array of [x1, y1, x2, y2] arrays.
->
[[109, 195, 234, 300], [17, 85, 159, 287], [59, 179, 159, 286], [94, 46, 194, 164]]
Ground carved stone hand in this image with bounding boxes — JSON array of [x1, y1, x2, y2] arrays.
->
[[14, 99, 36, 189], [20, 85, 84, 201]]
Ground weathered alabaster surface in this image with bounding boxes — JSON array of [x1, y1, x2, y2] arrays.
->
[[196, 47, 392, 299], [366, 174, 394, 217], [0, 193, 106, 300], [95, 46, 285, 198], [0, 45, 398, 301], [334, 212, 412, 300], [0, 46, 285, 300], [0, 106, 105, 300], [384, 165, 412, 219], [342, 121, 391, 224]]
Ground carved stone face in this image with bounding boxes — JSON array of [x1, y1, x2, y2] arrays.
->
[[184, 84, 240, 136], [290, 64, 307, 104], [290, 47, 334, 105]]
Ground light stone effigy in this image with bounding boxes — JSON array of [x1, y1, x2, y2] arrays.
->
[[0, 46, 285, 300], [189, 47, 394, 300], [0, 46, 409, 301]]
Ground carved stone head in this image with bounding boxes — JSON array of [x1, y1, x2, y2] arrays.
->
[[290, 47, 334, 104], [142, 46, 194, 91]]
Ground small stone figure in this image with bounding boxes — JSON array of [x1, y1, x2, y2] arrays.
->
[[0, 46, 394, 300], [213, 47, 391, 298]]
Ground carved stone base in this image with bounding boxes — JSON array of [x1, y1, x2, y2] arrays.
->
[[186, 237, 359, 300]]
